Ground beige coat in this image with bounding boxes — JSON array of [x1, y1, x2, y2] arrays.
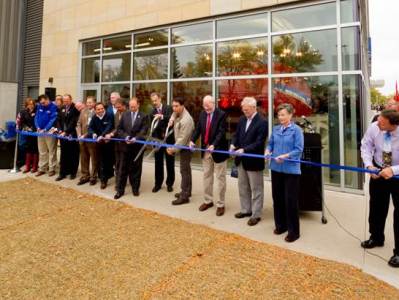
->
[[76, 108, 95, 137], [173, 108, 194, 153]]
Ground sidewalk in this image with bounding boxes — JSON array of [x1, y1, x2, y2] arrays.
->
[[0, 162, 397, 289]]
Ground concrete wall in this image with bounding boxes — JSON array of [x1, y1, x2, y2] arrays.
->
[[40, 0, 300, 99], [0, 82, 18, 128]]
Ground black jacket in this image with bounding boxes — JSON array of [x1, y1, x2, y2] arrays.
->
[[19, 108, 36, 131], [57, 103, 80, 137], [88, 112, 114, 138], [191, 108, 229, 163], [150, 104, 174, 143], [231, 113, 268, 171], [116, 110, 149, 152]]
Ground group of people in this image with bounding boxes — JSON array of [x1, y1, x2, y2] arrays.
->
[[16, 91, 399, 266]]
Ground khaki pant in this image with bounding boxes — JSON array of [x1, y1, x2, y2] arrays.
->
[[80, 142, 98, 180], [37, 136, 57, 172], [203, 152, 227, 207], [238, 164, 264, 219]]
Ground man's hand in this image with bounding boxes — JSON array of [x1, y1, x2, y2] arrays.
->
[[275, 154, 289, 164], [189, 141, 195, 148], [379, 167, 394, 180], [104, 133, 112, 140], [166, 147, 175, 156], [229, 145, 236, 152], [79, 135, 86, 140], [207, 145, 214, 152], [367, 166, 380, 179], [59, 132, 66, 137], [235, 148, 244, 155], [264, 149, 271, 160], [154, 114, 163, 120], [97, 136, 104, 142]]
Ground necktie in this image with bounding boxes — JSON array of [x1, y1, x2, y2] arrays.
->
[[382, 131, 392, 167], [131, 112, 136, 127], [204, 113, 211, 145], [245, 118, 251, 132]]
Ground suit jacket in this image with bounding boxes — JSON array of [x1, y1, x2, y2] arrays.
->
[[191, 108, 229, 163], [231, 113, 268, 171], [151, 104, 174, 143], [57, 103, 80, 137], [76, 108, 95, 137], [116, 110, 149, 152]]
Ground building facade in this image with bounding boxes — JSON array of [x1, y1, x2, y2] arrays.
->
[[39, 0, 370, 191]]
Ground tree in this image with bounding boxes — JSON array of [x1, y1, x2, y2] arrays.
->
[[370, 88, 389, 106]]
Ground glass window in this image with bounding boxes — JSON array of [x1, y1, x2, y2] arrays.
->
[[341, 0, 359, 23], [82, 40, 101, 56], [217, 38, 267, 76], [103, 35, 131, 53], [272, 29, 337, 73], [272, 2, 336, 32], [134, 48, 168, 80], [81, 57, 100, 83], [101, 84, 130, 104], [172, 80, 212, 163], [343, 75, 362, 189], [171, 44, 212, 78], [273, 76, 340, 185], [102, 53, 131, 82], [342, 27, 360, 71], [217, 78, 268, 140], [172, 22, 213, 44], [134, 29, 168, 49], [217, 13, 268, 39], [134, 82, 167, 114]]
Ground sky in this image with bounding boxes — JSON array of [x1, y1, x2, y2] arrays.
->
[[369, 0, 399, 95]]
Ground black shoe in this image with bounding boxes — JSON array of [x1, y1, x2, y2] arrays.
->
[[174, 192, 191, 198], [285, 234, 300, 243], [274, 228, 287, 235], [361, 239, 384, 249], [152, 186, 161, 193], [133, 190, 139, 196], [234, 212, 252, 219], [247, 217, 261, 226], [77, 178, 90, 185], [90, 179, 97, 186], [55, 175, 66, 181], [100, 181, 107, 189], [70, 174, 76, 180], [167, 186, 173, 192], [388, 254, 399, 268], [114, 192, 124, 200], [172, 198, 189, 205]]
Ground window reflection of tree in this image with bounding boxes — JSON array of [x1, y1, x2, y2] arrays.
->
[[273, 34, 323, 73], [172, 46, 212, 78], [134, 50, 167, 80]]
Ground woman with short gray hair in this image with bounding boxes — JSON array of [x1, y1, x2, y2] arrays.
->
[[265, 103, 304, 242]]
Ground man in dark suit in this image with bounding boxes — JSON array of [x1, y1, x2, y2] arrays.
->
[[190, 95, 229, 216], [114, 97, 149, 199], [88, 102, 115, 189], [230, 97, 268, 226], [150, 92, 175, 193], [56, 94, 80, 181]]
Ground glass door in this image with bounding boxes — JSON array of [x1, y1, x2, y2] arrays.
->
[[81, 85, 100, 103]]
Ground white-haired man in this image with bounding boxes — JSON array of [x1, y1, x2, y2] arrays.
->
[[107, 92, 120, 117], [190, 95, 229, 216], [230, 97, 268, 226]]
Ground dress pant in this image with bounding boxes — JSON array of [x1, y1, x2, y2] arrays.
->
[[114, 142, 123, 190], [59, 139, 80, 176], [37, 136, 57, 172], [79, 142, 98, 180], [271, 171, 300, 237], [369, 177, 399, 254], [116, 145, 143, 194], [178, 150, 192, 200], [97, 141, 114, 183], [203, 152, 226, 207], [237, 164, 264, 219], [154, 147, 175, 188]]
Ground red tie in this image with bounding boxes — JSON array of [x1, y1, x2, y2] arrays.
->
[[204, 113, 211, 145]]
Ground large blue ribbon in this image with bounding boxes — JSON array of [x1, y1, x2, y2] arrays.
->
[[17, 130, 388, 177]]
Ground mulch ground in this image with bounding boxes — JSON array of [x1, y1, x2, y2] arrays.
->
[[0, 178, 398, 299]]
